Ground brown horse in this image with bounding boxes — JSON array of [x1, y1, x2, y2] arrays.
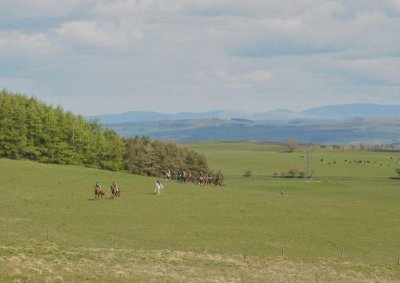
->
[[111, 186, 121, 197], [94, 187, 105, 198]]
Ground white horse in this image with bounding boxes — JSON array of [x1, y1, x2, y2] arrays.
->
[[155, 181, 164, 194]]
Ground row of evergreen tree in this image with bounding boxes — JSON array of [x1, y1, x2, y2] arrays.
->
[[0, 90, 212, 178]]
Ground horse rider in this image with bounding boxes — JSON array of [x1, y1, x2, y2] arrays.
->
[[94, 181, 103, 196], [111, 181, 119, 193], [155, 180, 164, 194], [166, 169, 172, 181], [198, 171, 204, 185], [215, 174, 220, 186]]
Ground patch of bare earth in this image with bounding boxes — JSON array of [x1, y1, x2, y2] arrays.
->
[[0, 241, 396, 282]]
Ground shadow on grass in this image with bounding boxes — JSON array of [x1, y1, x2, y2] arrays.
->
[[389, 177, 400, 180], [87, 197, 115, 201]]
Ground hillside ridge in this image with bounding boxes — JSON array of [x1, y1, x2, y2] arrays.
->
[[87, 104, 400, 124]]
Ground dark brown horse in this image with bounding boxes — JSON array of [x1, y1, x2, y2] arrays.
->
[[94, 187, 105, 198]]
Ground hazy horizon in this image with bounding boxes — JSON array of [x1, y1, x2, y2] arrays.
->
[[1, 1, 399, 115], [86, 102, 400, 116]]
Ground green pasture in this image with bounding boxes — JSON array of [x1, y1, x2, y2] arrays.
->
[[184, 141, 400, 178], [1, 142, 400, 281]]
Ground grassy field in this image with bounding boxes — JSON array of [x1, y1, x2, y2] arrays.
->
[[1, 142, 400, 282]]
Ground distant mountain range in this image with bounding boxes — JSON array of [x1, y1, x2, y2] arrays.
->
[[86, 104, 400, 144], [86, 110, 227, 124], [87, 104, 400, 124], [107, 118, 400, 145]]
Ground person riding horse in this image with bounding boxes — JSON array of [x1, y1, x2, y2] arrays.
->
[[215, 174, 222, 186], [94, 182, 105, 198], [187, 170, 194, 182], [155, 180, 164, 194], [198, 171, 204, 185], [166, 169, 172, 181], [177, 170, 187, 182], [111, 181, 120, 197]]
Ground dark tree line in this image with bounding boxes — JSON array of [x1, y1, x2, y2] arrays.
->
[[0, 90, 213, 178], [125, 136, 209, 178]]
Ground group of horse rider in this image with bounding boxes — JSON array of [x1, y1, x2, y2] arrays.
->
[[94, 181, 120, 198], [166, 169, 222, 186], [166, 169, 191, 182], [94, 170, 222, 198]]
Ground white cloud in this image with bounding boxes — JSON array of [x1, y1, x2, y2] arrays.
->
[[337, 58, 400, 85], [216, 70, 273, 90], [92, 0, 184, 16], [0, 0, 90, 18], [54, 20, 141, 48], [240, 70, 273, 82], [0, 31, 56, 57], [261, 18, 304, 33], [393, 0, 400, 11], [0, 0, 399, 114]]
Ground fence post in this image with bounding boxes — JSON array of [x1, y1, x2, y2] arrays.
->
[[341, 248, 344, 261], [281, 248, 284, 258]]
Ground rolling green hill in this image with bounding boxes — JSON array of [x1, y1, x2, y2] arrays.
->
[[1, 143, 400, 281]]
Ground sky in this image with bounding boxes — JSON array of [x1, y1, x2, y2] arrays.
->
[[0, 0, 399, 115]]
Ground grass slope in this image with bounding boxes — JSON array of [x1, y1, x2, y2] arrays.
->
[[1, 142, 400, 281]]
